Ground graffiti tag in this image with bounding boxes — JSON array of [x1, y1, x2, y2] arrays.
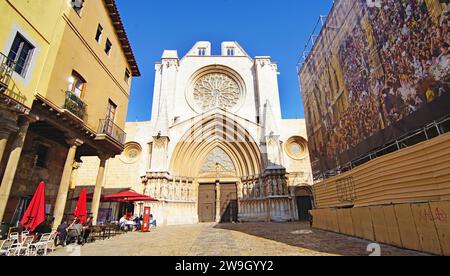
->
[[419, 208, 448, 223]]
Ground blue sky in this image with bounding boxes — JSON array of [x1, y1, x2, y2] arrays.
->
[[116, 0, 333, 122]]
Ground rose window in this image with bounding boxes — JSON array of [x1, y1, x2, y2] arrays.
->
[[193, 73, 241, 111]]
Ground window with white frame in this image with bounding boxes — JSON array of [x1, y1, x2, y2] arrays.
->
[[95, 24, 103, 43], [124, 69, 131, 84], [105, 39, 112, 55], [71, 0, 85, 14], [8, 33, 35, 77]]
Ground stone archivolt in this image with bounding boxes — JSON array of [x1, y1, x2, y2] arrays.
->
[[169, 112, 262, 177]]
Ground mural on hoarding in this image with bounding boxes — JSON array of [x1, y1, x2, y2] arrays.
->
[[299, 0, 449, 178]]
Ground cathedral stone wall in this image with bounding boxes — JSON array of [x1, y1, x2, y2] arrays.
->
[[74, 42, 313, 226]]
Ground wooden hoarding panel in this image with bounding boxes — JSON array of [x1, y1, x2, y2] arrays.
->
[[382, 205, 403, 247], [429, 201, 450, 256], [337, 209, 354, 236], [370, 206, 389, 244], [394, 204, 422, 252], [411, 203, 443, 255]]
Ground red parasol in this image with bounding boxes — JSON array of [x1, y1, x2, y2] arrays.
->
[[73, 188, 88, 223], [20, 181, 46, 231]]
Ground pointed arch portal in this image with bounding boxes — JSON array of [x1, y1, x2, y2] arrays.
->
[[170, 111, 263, 179], [170, 111, 263, 222]]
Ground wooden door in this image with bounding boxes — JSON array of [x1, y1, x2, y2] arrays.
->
[[198, 184, 216, 222], [220, 183, 238, 223], [105, 100, 117, 134]]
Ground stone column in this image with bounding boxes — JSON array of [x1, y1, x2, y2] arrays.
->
[[215, 182, 221, 223], [91, 154, 109, 225], [266, 199, 271, 222], [172, 177, 177, 200], [184, 179, 188, 201], [259, 177, 263, 198], [0, 111, 19, 164], [0, 118, 30, 223], [193, 181, 199, 223], [69, 162, 81, 190], [52, 139, 84, 230], [0, 131, 11, 163]]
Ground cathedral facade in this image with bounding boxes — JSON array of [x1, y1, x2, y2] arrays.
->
[[76, 42, 313, 226]]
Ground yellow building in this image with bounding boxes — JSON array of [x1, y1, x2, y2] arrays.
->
[[0, 0, 140, 230]]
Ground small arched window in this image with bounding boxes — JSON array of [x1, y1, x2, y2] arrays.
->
[[227, 48, 235, 56]]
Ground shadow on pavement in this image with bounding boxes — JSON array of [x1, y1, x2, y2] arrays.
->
[[214, 222, 424, 256]]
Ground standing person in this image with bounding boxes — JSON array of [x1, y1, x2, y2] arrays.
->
[[56, 220, 68, 247], [82, 216, 93, 245], [149, 214, 157, 229]]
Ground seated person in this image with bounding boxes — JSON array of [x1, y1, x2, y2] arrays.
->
[[119, 215, 129, 231], [133, 215, 142, 231], [68, 218, 83, 244]]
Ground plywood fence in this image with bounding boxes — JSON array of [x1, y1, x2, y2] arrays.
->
[[312, 201, 450, 255]]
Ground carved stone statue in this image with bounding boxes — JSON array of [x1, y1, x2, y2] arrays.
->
[[255, 180, 260, 198], [169, 180, 175, 200], [155, 180, 161, 198], [277, 176, 285, 195], [161, 179, 169, 199], [272, 176, 279, 195]]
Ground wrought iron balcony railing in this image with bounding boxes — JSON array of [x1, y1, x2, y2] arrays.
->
[[98, 118, 126, 145], [0, 52, 15, 92], [64, 91, 87, 120]]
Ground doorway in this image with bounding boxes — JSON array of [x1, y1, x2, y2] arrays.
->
[[198, 184, 216, 222], [198, 182, 238, 223], [296, 196, 313, 221]]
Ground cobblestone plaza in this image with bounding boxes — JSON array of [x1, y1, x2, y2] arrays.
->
[[50, 223, 426, 256]]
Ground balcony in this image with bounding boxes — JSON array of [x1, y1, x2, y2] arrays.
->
[[0, 52, 15, 92], [64, 91, 87, 120], [98, 118, 126, 145]]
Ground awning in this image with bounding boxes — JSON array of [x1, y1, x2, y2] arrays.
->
[[71, 188, 158, 203], [103, 190, 158, 203]]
